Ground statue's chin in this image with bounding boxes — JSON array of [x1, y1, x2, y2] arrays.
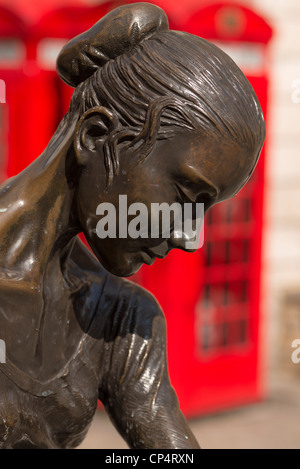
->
[[98, 254, 143, 278], [104, 264, 142, 278]]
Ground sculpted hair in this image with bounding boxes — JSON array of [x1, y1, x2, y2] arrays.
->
[[62, 5, 266, 184]]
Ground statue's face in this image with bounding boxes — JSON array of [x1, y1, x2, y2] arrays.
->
[[75, 129, 258, 276]]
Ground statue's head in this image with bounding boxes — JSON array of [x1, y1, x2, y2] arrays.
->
[[57, 3, 265, 277]]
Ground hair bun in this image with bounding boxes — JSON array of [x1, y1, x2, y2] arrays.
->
[[56, 2, 169, 87]]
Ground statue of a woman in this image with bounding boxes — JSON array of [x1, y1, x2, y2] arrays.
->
[[0, 3, 265, 449]]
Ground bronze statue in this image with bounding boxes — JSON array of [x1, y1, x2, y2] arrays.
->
[[0, 3, 265, 449]]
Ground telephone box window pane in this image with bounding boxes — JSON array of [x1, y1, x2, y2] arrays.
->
[[212, 41, 266, 76], [227, 280, 249, 305], [229, 198, 252, 223], [209, 201, 230, 224], [229, 239, 249, 263], [0, 40, 25, 67], [201, 323, 227, 350], [37, 38, 68, 70], [225, 320, 248, 346], [200, 319, 248, 353], [205, 240, 227, 265]]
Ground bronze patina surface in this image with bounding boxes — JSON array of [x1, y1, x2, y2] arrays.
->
[[0, 3, 265, 449]]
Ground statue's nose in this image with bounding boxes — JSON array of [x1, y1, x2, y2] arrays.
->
[[169, 229, 198, 252]]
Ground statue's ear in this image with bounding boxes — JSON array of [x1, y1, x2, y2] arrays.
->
[[74, 106, 118, 166]]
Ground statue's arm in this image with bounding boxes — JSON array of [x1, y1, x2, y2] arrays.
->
[[97, 281, 200, 449]]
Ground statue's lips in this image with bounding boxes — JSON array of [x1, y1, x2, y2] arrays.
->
[[140, 250, 155, 266], [142, 247, 169, 265]]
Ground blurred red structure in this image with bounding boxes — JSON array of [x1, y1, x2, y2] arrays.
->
[[0, 0, 273, 418], [0, 0, 86, 23], [1, 2, 116, 176]]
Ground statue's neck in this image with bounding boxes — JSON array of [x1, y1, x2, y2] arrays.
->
[[0, 114, 80, 286]]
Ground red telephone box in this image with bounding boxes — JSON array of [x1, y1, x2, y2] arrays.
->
[[31, 2, 115, 140], [3, 2, 115, 179], [2, 1, 272, 417], [138, 2, 273, 417], [0, 6, 73, 178]]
